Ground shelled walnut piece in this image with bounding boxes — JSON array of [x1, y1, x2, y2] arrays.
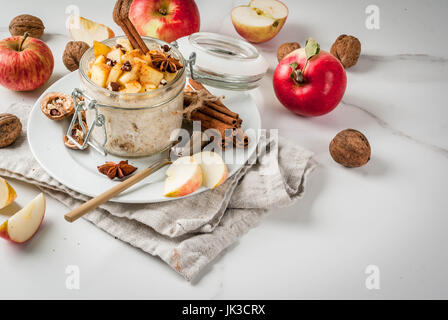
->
[[63, 121, 89, 150], [9, 14, 45, 39], [98, 161, 137, 180], [88, 39, 183, 93], [0, 114, 22, 148], [41, 92, 75, 121]]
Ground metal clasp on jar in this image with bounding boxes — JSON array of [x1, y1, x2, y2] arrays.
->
[[66, 88, 108, 156]]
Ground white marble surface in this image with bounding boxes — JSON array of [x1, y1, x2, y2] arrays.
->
[[1, 0, 447, 299]]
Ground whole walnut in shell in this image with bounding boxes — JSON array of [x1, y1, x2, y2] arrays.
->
[[9, 14, 45, 39], [0, 114, 22, 148], [63, 41, 90, 72], [330, 35, 361, 68], [330, 129, 371, 168], [277, 42, 301, 62]]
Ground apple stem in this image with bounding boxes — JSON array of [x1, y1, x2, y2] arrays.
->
[[158, 7, 168, 15], [18, 32, 30, 52]]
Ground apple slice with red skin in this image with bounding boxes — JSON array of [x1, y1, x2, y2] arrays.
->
[[193, 151, 228, 189], [273, 38, 347, 117], [0, 193, 46, 244], [0, 177, 17, 210], [164, 156, 202, 197]]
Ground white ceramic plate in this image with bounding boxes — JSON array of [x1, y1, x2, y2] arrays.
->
[[28, 72, 261, 203]]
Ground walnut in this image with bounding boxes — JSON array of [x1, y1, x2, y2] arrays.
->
[[63, 121, 89, 150], [9, 14, 45, 39], [0, 114, 22, 148], [330, 35, 361, 68], [63, 41, 90, 72], [41, 92, 75, 121], [329, 129, 371, 168], [277, 42, 301, 62]]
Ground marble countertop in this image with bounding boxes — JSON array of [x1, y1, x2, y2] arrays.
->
[[0, 0, 447, 299]]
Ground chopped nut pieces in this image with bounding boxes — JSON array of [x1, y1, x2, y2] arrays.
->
[[97, 160, 137, 179], [121, 61, 132, 71], [330, 35, 361, 69], [106, 58, 117, 67], [41, 92, 75, 121], [108, 82, 121, 91], [0, 113, 22, 148], [63, 121, 89, 150]]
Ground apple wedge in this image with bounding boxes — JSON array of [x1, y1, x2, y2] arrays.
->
[[0, 177, 17, 210], [164, 156, 202, 197], [68, 15, 115, 46], [0, 193, 46, 244], [231, 0, 288, 43], [193, 151, 228, 189]]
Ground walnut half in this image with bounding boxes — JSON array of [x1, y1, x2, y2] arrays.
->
[[41, 92, 75, 121]]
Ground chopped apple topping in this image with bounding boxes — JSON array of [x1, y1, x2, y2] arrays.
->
[[88, 40, 182, 92]]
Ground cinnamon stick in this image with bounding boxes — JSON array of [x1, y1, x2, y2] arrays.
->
[[113, 0, 149, 54], [184, 91, 238, 126], [188, 79, 240, 119]]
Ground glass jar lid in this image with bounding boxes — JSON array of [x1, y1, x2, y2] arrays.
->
[[176, 32, 269, 90]]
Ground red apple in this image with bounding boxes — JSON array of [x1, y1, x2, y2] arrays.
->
[[129, 0, 200, 43], [273, 38, 347, 117], [0, 33, 54, 91]]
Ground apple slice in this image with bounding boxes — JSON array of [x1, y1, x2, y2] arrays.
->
[[164, 156, 202, 197], [231, 0, 288, 43], [93, 41, 112, 58], [68, 15, 115, 46], [0, 177, 17, 210], [0, 193, 46, 244], [193, 152, 229, 189]]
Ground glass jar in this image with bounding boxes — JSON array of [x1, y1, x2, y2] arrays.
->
[[78, 36, 186, 157], [176, 32, 269, 90]]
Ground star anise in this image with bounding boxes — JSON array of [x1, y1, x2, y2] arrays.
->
[[150, 51, 183, 73], [97, 160, 137, 180]]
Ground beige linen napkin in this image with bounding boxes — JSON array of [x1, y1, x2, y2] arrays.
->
[[0, 103, 316, 281]]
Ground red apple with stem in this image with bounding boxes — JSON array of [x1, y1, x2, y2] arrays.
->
[[273, 38, 347, 117], [129, 0, 200, 44], [0, 33, 54, 91]]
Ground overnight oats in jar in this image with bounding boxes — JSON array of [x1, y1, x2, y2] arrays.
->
[[78, 36, 186, 157]]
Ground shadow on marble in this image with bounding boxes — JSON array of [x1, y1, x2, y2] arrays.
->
[[349, 55, 378, 74], [0, 202, 22, 217], [266, 165, 323, 225], [353, 156, 388, 177], [8, 219, 53, 252]]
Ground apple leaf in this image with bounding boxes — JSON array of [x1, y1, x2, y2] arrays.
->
[[305, 38, 320, 61]]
